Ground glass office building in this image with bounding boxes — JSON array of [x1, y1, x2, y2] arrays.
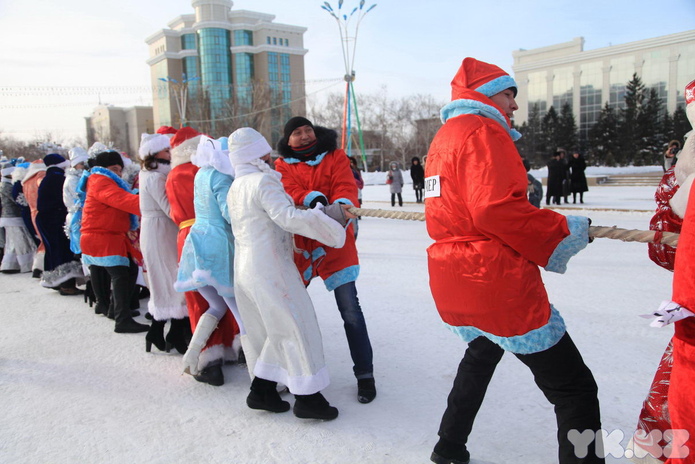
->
[[512, 30, 695, 141], [146, 0, 307, 142]]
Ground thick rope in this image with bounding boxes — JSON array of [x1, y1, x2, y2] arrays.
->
[[348, 207, 679, 247]]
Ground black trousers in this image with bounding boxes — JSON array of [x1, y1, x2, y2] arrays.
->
[[89, 260, 138, 327], [438, 333, 604, 464], [391, 193, 402, 206]]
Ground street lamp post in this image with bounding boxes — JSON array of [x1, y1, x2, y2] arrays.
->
[[158, 74, 200, 128], [321, 0, 376, 171]]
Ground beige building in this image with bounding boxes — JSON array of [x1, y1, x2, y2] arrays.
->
[[145, 0, 308, 144], [85, 105, 155, 157], [512, 30, 695, 139]]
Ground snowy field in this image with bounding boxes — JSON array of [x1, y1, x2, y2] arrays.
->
[[0, 172, 678, 464]]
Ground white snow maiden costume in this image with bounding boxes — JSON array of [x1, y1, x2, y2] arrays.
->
[[227, 128, 346, 396]]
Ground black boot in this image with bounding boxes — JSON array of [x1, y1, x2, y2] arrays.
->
[[194, 362, 224, 387], [247, 377, 290, 412], [166, 317, 192, 354], [145, 319, 169, 352], [357, 377, 377, 404], [293, 392, 339, 420], [114, 319, 149, 333], [431, 438, 470, 464]]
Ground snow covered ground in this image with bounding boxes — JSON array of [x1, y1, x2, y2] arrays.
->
[[1, 174, 678, 463]]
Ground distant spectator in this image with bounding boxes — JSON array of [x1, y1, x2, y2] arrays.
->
[[387, 161, 404, 207], [664, 140, 681, 172], [568, 152, 588, 204], [410, 157, 425, 203]]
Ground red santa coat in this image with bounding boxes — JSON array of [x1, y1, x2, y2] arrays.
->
[[80, 168, 141, 267], [165, 162, 239, 364], [274, 149, 359, 290], [425, 87, 572, 353], [662, 184, 695, 463]]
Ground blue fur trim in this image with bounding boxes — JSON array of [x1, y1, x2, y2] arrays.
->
[[303, 191, 328, 208], [312, 247, 326, 261], [445, 305, 567, 354], [440, 99, 522, 142], [333, 198, 354, 206], [545, 215, 589, 274], [282, 152, 328, 166], [90, 167, 139, 231], [75, 171, 90, 207], [324, 265, 360, 292], [474, 75, 517, 98], [303, 265, 313, 282], [82, 254, 130, 268]]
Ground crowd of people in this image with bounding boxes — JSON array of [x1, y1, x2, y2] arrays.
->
[[0, 117, 376, 422], [2, 63, 694, 462]]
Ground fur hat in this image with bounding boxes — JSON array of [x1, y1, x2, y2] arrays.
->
[[93, 151, 124, 169], [228, 128, 272, 169], [44, 153, 70, 170], [171, 127, 203, 168], [451, 57, 517, 101], [68, 147, 89, 167], [283, 116, 313, 141], [138, 133, 170, 160], [88, 142, 109, 158]]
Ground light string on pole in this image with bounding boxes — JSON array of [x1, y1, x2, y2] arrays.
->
[[157, 74, 200, 128], [321, 0, 376, 171]]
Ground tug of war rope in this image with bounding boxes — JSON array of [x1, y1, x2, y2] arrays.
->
[[347, 207, 680, 248]]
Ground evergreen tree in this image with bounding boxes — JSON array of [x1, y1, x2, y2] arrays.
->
[[557, 102, 578, 152], [588, 103, 619, 166], [541, 105, 560, 155], [516, 103, 544, 167], [617, 73, 645, 165], [635, 87, 664, 166], [672, 106, 690, 141]]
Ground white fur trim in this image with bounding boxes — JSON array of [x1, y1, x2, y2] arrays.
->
[[138, 133, 171, 160], [171, 135, 202, 168]]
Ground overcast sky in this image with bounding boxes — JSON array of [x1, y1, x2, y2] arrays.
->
[[1, 0, 694, 143]]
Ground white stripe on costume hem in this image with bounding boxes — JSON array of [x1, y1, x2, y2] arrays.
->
[[253, 363, 330, 396]]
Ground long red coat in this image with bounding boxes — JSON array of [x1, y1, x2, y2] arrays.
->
[[275, 149, 358, 291], [80, 168, 141, 267], [425, 88, 569, 351], [165, 162, 239, 362], [663, 184, 695, 463]]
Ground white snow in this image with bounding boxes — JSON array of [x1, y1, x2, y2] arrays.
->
[[1, 169, 677, 463]]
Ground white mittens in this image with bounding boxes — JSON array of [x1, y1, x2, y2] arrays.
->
[[641, 300, 695, 328]]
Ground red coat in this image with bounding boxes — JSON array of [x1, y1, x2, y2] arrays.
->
[[80, 168, 141, 266], [275, 149, 358, 290], [425, 100, 569, 342]]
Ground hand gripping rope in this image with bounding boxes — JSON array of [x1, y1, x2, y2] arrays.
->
[[347, 207, 680, 247]]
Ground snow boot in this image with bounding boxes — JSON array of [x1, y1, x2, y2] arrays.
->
[[114, 319, 149, 334], [247, 377, 290, 413], [430, 438, 470, 464], [166, 317, 192, 354], [145, 319, 169, 352], [357, 377, 377, 404], [194, 361, 224, 387], [293, 392, 339, 420]]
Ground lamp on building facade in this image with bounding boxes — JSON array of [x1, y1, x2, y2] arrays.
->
[[158, 74, 200, 128], [321, 0, 376, 170]]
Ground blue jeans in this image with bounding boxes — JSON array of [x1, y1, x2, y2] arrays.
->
[[333, 281, 374, 379]]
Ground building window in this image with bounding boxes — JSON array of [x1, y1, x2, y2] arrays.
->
[[527, 71, 547, 117], [579, 62, 603, 141], [234, 30, 253, 46], [552, 67, 573, 111], [273, 37, 277, 45], [676, 44, 695, 107], [181, 34, 196, 50], [609, 56, 633, 111], [285, 38, 289, 46]]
